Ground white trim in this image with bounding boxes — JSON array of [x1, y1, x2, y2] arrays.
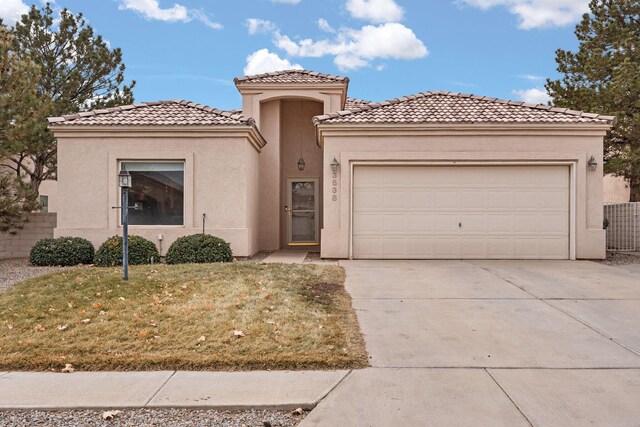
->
[[349, 160, 577, 260], [286, 177, 320, 246]]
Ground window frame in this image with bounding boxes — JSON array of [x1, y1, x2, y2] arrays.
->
[[119, 160, 186, 227], [38, 195, 49, 213]]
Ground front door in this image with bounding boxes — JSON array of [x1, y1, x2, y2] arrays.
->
[[286, 178, 319, 246]]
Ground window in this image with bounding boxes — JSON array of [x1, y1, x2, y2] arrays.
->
[[121, 161, 184, 225], [39, 195, 49, 212]]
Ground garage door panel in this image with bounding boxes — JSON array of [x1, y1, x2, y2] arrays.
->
[[461, 239, 486, 257], [353, 165, 570, 259], [487, 191, 514, 209], [487, 239, 514, 258], [487, 215, 513, 232], [436, 191, 459, 208], [408, 214, 436, 233], [459, 214, 485, 232], [436, 215, 461, 232], [435, 239, 459, 257], [409, 190, 435, 209], [461, 191, 486, 209], [353, 237, 382, 258], [382, 190, 408, 209]]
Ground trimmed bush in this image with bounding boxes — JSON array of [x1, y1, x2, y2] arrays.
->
[[94, 235, 160, 267], [165, 234, 233, 264], [29, 237, 95, 266]]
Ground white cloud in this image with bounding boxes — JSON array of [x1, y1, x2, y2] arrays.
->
[[513, 87, 552, 104], [0, 0, 29, 26], [118, 0, 222, 29], [246, 18, 277, 35], [519, 73, 544, 81], [275, 22, 427, 71], [317, 18, 335, 33], [190, 9, 223, 29], [119, 0, 188, 21], [376, 64, 387, 71], [243, 48, 303, 75], [459, 0, 589, 29], [271, 0, 301, 3], [346, 0, 404, 23]]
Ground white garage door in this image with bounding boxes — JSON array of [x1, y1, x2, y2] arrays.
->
[[353, 165, 570, 259]]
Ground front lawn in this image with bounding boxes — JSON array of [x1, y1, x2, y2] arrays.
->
[[0, 263, 367, 371]]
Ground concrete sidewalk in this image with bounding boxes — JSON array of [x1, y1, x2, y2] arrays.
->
[[0, 370, 349, 410], [262, 251, 308, 264]]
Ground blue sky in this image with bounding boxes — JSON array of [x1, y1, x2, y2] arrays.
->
[[1, 0, 591, 111]]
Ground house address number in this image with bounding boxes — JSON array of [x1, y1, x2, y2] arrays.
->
[[331, 170, 338, 201]]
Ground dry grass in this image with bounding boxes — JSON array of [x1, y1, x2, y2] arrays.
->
[[0, 263, 367, 371]]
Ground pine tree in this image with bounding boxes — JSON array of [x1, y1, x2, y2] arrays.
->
[[1, 3, 135, 196], [546, 0, 640, 200], [0, 23, 42, 231]]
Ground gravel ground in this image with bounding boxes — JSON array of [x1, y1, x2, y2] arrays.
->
[[0, 258, 78, 292], [0, 408, 306, 427], [594, 252, 640, 266]]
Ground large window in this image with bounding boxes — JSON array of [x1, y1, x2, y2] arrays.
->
[[122, 161, 184, 226]]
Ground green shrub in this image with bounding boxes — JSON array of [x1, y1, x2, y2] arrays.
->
[[29, 237, 95, 266], [94, 235, 160, 267], [165, 234, 233, 264]]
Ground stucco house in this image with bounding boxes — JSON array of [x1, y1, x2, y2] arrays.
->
[[48, 69, 614, 260]]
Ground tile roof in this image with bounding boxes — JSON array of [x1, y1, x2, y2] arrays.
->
[[314, 91, 616, 125], [344, 97, 372, 110], [234, 69, 349, 85], [48, 100, 254, 126]]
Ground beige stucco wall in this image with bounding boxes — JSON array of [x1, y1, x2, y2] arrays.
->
[[39, 179, 58, 212], [53, 128, 262, 257], [319, 125, 609, 260], [258, 100, 282, 250], [603, 174, 630, 203]]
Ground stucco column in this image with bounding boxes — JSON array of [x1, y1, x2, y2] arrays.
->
[[258, 100, 282, 250]]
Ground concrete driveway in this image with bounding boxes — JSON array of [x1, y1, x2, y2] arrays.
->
[[301, 260, 640, 426]]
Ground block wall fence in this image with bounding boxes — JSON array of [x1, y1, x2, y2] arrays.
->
[[0, 213, 57, 260]]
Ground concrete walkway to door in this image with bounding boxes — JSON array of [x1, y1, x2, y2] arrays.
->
[[301, 260, 640, 426]]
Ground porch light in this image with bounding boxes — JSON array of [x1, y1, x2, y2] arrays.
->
[[588, 156, 598, 172], [118, 165, 131, 281], [298, 157, 306, 171], [330, 157, 340, 173], [118, 167, 132, 188]]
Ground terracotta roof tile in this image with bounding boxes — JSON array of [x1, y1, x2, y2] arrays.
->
[[344, 97, 372, 109], [314, 91, 615, 125], [234, 69, 349, 85], [48, 100, 254, 126]]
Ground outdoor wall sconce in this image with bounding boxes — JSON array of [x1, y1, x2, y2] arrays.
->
[[330, 157, 340, 173], [297, 157, 306, 171], [588, 156, 598, 172]]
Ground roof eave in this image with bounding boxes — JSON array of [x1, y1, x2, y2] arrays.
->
[[314, 122, 613, 146], [49, 123, 265, 149]]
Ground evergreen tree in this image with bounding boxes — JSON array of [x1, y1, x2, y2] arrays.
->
[[2, 3, 135, 196], [546, 0, 640, 200], [0, 22, 41, 231]]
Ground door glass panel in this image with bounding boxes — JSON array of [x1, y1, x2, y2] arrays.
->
[[291, 212, 315, 242], [292, 182, 315, 211]]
